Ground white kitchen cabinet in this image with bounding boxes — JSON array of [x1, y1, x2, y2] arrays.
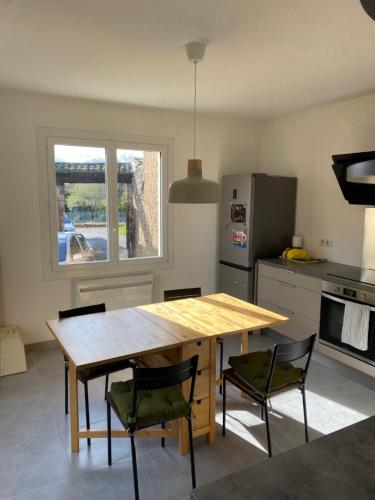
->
[[257, 263, 322, 293], [257, 299, 320, 342], [257, 263, 321, 341]]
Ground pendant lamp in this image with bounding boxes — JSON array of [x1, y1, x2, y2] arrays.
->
[[168, 42, 219, 203]]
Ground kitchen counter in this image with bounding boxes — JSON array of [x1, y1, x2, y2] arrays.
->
[[257, 258, 374, 292], [191, 416, 375, 500], [258, 257, 358, 280]]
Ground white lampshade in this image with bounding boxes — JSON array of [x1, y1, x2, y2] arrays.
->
[[168, 159, 219, 204]]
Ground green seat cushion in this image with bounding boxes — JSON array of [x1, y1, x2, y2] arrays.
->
[[78, 359, 131, 381], [110, 380, 190, 427], [228, 350, 303, 393]]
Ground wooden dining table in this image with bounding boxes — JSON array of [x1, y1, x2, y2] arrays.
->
[[47, 293, 288, 455]]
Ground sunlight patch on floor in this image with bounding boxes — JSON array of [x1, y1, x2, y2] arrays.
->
[[274, 390, 368, 435], [217, 388, 369, 446], [215, 410, 268, 453]]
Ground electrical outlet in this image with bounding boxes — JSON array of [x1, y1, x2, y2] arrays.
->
[[320, 239, 332, 247]]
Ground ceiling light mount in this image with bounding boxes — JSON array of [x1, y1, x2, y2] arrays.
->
[[185, 42, 206, 63]]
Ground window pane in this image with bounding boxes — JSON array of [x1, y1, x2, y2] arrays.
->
[[54, 145, 108, 265], [117, 149, 160, 259]]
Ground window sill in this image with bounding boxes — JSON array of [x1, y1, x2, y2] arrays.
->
[[42, 256, 173, 281]]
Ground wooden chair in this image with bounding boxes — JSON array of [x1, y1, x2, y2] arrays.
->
[[59, 303, 131, 446], [222, 334, 316, 457], [106, 355, 199, 500], [164, 287, 225, 395]]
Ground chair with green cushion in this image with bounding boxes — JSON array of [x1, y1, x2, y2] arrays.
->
[[106, 355, 199, 500], [222, 334, 316, 457], [59, 303, 132, 446]]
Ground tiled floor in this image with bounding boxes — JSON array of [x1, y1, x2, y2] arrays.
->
[[1, 332, 375, 500]]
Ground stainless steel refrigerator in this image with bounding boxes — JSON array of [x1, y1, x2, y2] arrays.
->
[[218, 173, 297, 302]]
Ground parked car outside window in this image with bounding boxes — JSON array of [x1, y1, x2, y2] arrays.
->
[[58, 232, 94, 264]]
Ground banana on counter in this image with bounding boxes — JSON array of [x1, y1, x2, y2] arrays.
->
[[281, 247, 311, 261]]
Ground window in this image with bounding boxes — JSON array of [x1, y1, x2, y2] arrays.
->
[[38, 128, 173, 279]]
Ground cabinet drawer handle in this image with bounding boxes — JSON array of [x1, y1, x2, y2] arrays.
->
[[197, 370, 202, 376], [197, 341, 202, 346], [277, 280, 296, 288], [279, 269, 295, 274], [277, 305, 294, 316], [196, 400, 202, 405]]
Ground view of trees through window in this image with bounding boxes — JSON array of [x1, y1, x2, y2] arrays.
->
[[54, 144, 160, 266]]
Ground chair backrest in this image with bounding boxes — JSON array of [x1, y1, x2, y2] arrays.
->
[[130, 355, 199, 423], [265, 333, 317, 393], [58, 303, 106, 320], [164, 287, 201, 302]]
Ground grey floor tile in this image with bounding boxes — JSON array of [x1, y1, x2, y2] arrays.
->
[[75, 449, 168, 500], [0, 356, 38, 389], [0, 434, 73, 499], [48, 396, 115, 443], [339, 378, 375, 401], [140, 438, 197, 499], [0, 402, 58, 450], [0, 380, 46, 415], [38, 371, 68, 401], [32, 348, 63, 376], [4, 479, 81, 500], [59, 418, 134, 474]]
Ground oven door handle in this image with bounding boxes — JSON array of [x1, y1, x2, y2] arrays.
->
[[321, 292, 346, 305], [322, 292, 375, 311]]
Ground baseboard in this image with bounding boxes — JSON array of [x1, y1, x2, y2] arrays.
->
[[25, 339, 59, 352]]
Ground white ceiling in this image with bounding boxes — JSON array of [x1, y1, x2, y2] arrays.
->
[[1, 0, 375, 117]]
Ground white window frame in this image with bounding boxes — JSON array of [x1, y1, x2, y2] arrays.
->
[[37, 127, 173, 280]]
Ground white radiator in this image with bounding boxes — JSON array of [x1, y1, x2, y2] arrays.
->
[[74, 274, 154, 310]]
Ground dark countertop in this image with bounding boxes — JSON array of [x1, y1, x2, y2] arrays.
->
[[257, 257, 359, 280], [257, 258, 375, 293], [191, 416, 375, 500]]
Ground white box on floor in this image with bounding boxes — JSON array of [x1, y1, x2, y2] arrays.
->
[[0, 325, 27, 376]]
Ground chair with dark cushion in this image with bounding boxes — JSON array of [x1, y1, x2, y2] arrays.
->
[[222, 334, 316, 457], [59, 303, 132, 446], [106, 355, 199, 500], [164, 287, 225, 395]]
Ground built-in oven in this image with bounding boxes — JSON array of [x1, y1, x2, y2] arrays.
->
[[319, 281, 375, 366]]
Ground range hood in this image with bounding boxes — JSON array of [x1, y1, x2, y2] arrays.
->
[[332, 151, 375, 205]]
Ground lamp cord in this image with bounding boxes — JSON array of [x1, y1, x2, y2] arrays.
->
[[193, 60, 197, 159]]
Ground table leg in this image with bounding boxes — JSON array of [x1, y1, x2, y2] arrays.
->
[[69, 361, 79, 453], [178, 417, 189, 455], [241, 330, 249, 355], [208, 337, 217, 445], [241, 331, 249, 398]]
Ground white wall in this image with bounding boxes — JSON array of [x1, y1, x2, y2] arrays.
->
[[258, 93, 375, 266], [0, 89, 259, 343]]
